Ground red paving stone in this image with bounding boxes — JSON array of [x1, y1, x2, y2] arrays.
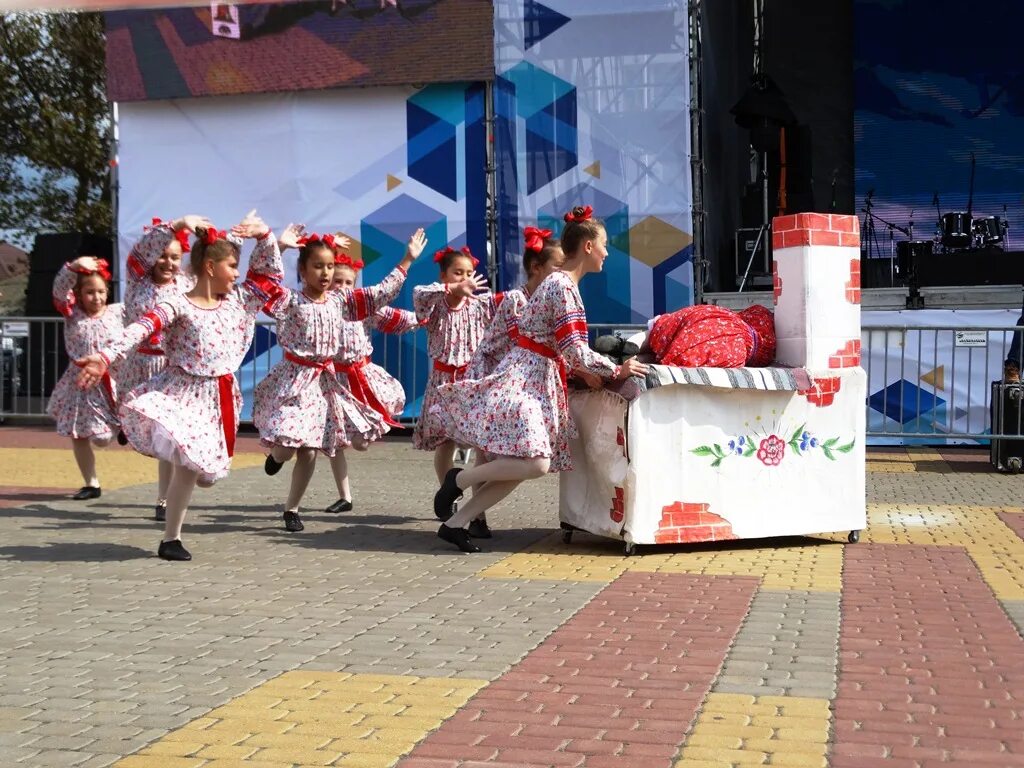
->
[[397, 571, 758, 768], [834, 544, 1024, 766], [997, 512, 1024, 542]]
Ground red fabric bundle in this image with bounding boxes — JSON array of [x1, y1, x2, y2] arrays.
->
[[648, 304, 776, 368]]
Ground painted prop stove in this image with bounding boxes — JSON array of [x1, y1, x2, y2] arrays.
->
[[559, 213, 866, 554]]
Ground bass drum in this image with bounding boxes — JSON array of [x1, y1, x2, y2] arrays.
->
[[973, 216, 1003, 246], [940, 212, 972, 248]]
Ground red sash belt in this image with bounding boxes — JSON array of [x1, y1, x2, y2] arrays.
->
[[433, 359, 468, 383], [284, 350, 335, 375], [138, 347, 164, 356], [507, 324, 520, 343], [517, 336, 567, 397], [217, 373, 236, 458], [338, 356, 400, 428], [101, 371, 116, 411]]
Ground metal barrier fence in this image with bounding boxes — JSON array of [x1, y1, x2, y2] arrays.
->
[[1, 317, 1020, 443]]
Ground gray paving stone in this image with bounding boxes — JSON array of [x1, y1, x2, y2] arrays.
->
[[1003, 600, 1024, 636]]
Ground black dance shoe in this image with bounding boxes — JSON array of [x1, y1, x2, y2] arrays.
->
[[283, 511, 305, 532], [264, 455, 284, 476], [437, 524, 481, 553], [154, 503, 166, 522], [325, 498, 353, 514], [116, 430, 128, 446], [467, 517, 492, 539], [157, 539, 192, 561], [72, 486, 101, 501], [433, 468, 463, 521], [593, 334, 641, 365]]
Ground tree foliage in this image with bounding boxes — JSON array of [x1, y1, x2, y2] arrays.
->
[[0, 12, 111, 245]]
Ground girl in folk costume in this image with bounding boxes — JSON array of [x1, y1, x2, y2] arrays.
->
[[119, 216, 202, 521], [75, 211, 284, 562], [256, 228, 427, 533], [325, 250, 421, 515], [428, 206, 649, 552], [466, 227, 564, 380], [412, 245, 500, 487], [48, 257, 125, 500]]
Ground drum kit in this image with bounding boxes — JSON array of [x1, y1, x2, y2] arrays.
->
[[862, 153, 1012, 289]]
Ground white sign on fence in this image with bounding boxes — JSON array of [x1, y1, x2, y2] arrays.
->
[[954, 330, 988, 347], [1, 322, 29, 338]]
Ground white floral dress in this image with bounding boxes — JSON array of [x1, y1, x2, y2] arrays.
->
[[430, 271, 617, 472], [252, 267, 409, 454], [47, 265, 125, 441], [118, 223, 195, 396], [411, 282, 499, 450], [335, 306, 420, 424], [100, 233, 284, 485], [465, 287, 529, 380]]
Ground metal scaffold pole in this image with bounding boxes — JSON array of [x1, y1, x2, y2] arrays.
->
[[484, 80, 499, 289], [688, 0, 706, 304]]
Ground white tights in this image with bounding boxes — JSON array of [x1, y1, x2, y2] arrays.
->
[[443, 457, 550, 529], [71, 436, 111, 487]]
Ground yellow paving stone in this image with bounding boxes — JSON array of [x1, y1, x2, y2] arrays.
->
[[194, 744, 260, 760], [673, 761, 734, 768], [675, 693, 831, 768], [768, 753, 829, 768], [115, 671, 486, 768], [249, 747, 344, 765], [680, 746, 770, 764], [0, 447, 263, 490], [113, 757, 206, 768], [180, 718, 220, 731], [138, 741, 204, 757], [482, 532, 843, 591]]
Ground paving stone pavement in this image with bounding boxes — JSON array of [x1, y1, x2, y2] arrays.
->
[[0, 430, 1021, 767]]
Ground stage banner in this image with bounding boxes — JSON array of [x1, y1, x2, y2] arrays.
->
[[492, 0, 693, 322], [863, 308, 1019, 444], [116, 84, 487, 419]]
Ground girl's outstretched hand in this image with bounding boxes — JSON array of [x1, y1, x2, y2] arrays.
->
[[176, 215, 213, 233], [279, 223, 306, 251], [75, 354, 108, 389], [406, 229, 427, 260], [615, 357, 650, 380], [331, 232, 352, 251], [449, 272, 489, 299], [231, 209, 269, 239], [70, 256, 101, 273]]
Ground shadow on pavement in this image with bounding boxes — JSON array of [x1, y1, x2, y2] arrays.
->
[[0, 541, 152, 562]]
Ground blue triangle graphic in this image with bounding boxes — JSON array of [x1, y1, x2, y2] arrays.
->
[[524, 0, 570, 49]]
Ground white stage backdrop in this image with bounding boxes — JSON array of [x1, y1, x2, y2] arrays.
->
[[862, 309, 1020, 444], [117, 85, 486, 419]]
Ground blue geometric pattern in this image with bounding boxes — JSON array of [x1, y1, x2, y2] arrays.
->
[[407, 83, 470, 202], [499, 61, 578, 194], [524, 0, 570, 49], [654, 245, 694, 315], [868, 379, 947, 425]]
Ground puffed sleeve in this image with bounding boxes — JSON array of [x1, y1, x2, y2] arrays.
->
[[336, 267, 408, 322], [367, 305, 421, 334], [412, 282, 448, 325], [553, 282, 618, 379], [51, 264, 79, 318], [100, 298, 181, 365], [239, 231, 286, 315]]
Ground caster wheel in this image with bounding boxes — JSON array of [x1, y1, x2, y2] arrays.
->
[[562, 529, 573, 545], [1008, 456, 1022, 473], [624, 541, 637, 557], [848, 530, 860, 544]]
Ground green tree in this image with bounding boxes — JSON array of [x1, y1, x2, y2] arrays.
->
[[0, 12, 111, 245]]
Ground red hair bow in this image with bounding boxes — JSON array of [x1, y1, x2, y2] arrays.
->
[[297, 233, 336, 249], [203, 228, 226, 245], [174, 229, 192, 253], [523, 226, 553, 253], [433, 246, 479, 268], [94, 259, 112, 282], [334, 253, 365, 270], [563, 205, 593, 223]]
